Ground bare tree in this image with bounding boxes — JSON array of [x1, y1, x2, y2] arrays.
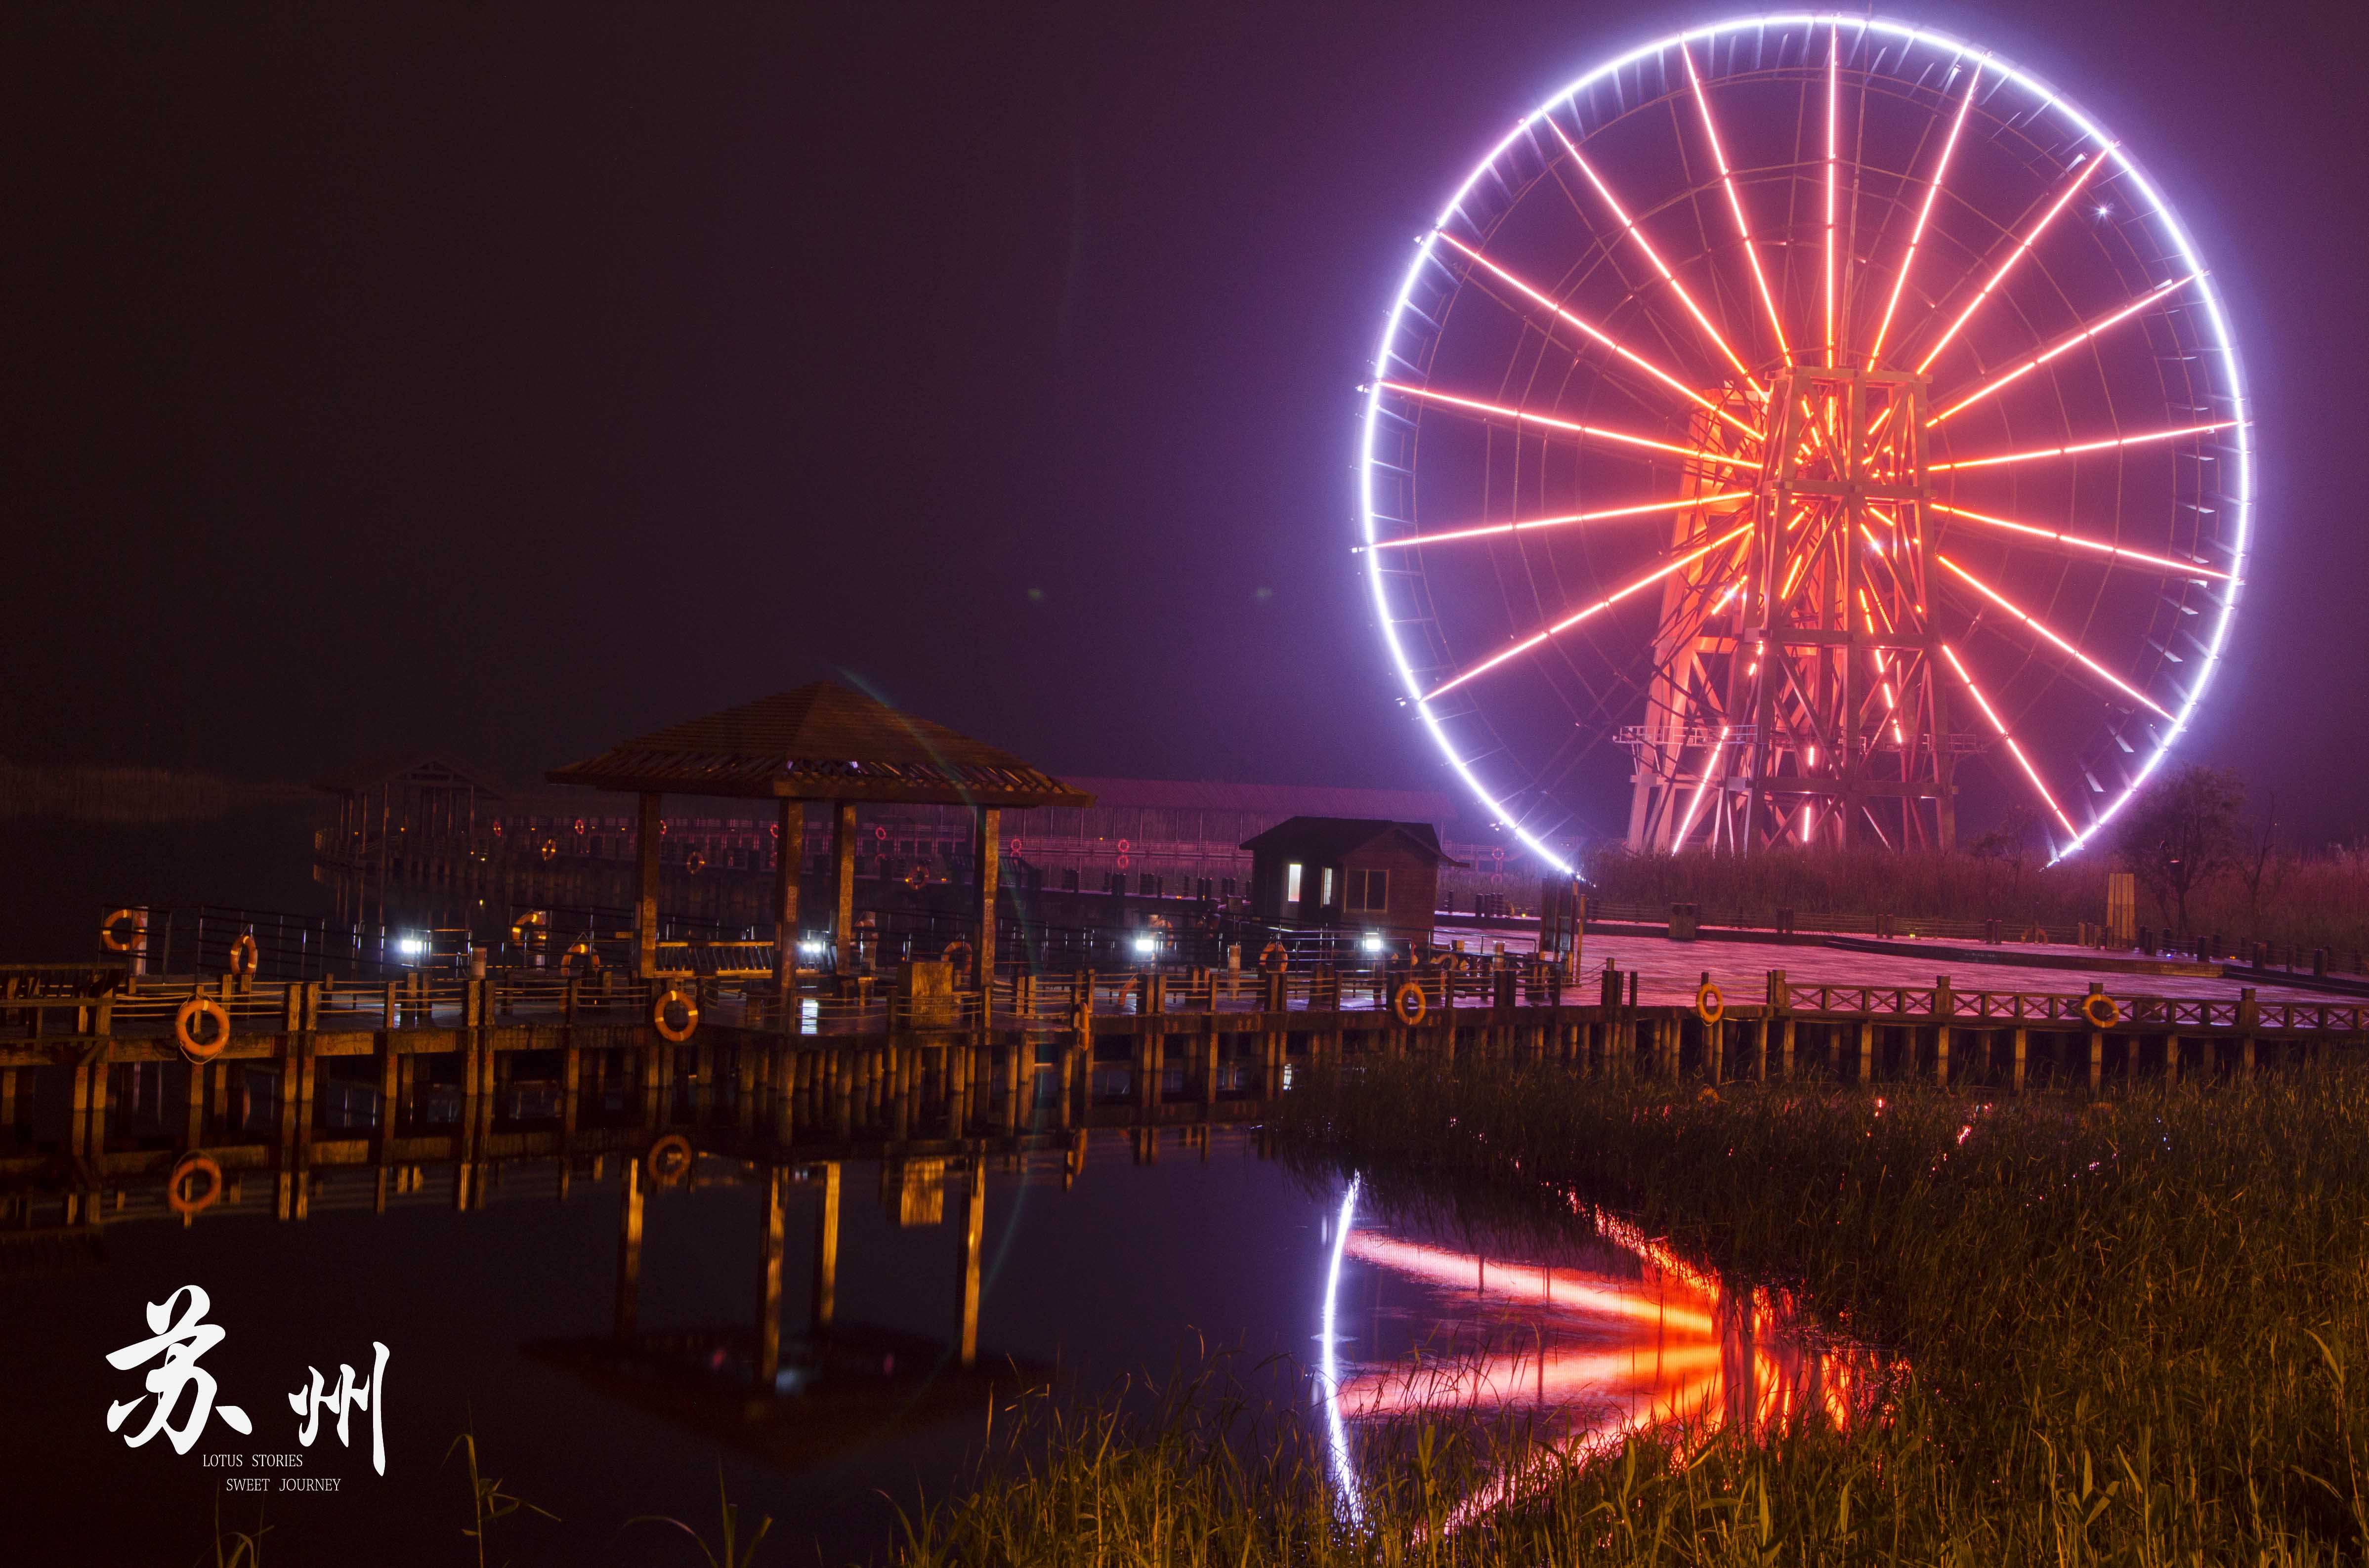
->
[[2114, 764, 2245, 936], [1966, 804, 2038, 908], [2237, 788, 2288, 930]]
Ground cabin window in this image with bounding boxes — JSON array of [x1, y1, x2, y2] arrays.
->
[[1286, 862, 1303, 904], [1320, 867, 1335, 908], [1349, 868, 1389, 911]]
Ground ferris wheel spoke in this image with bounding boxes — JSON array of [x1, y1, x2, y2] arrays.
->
[[1670, 723, 1734, 850], [1681, 42, 1792, 368], [1928, 419, 2238, 472], [1824, 25, 1840, 368], [1435, 234, 1766, 443], [1541, 118, 1759, 390], [1867, 66, 1980, 368], [1423, 522, 1753, 701], [1377, 381, 1760, 476], [1927, 273, 2200, 427], [1912, 151, 2111, 377], [1935, 553, 2172, 718], [1940, 644, 2079, 837], [1931, 501, 2231, 580], [1362, 491, 1755, 552]]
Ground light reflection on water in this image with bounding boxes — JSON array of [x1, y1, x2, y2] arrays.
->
[[1318, 1180, 1879, 1520]]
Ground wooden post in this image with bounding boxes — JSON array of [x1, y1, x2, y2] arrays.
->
[[614, 1155, 643, 1340], [2011, 1027, 2028, 1094], [956, 1160, 986, 1369], [184, 1061, 206, 1150], [635, 792, 664, 981], [773, 798, 805, 1012], [1856, 1019, 1874, 1083], [971, 806, 1001, 992], [1932, 976, 1952, 1085], [754, 1166, 785, 1392], [831, 803, 859, 976], [811, 1161, 840, 1332]]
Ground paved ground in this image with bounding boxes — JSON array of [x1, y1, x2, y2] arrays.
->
[[1431, 923, 2337, 1008]]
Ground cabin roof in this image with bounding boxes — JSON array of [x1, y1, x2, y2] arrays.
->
[[1237, 816, 1465, 866]]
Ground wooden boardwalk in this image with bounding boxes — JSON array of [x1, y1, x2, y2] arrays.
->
[[2, 951, 2361, 1204]]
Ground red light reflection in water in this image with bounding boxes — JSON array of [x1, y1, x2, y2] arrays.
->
[[1321, 1189, 1881, 1526]]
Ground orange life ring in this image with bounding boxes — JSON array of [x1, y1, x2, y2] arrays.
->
[[564, 941, 600, 975], [1391, 981, 1427, 1027], [100, 908, 140, 953], [1695, 983, 1725, 1026], [646, 1133, 694, 1188], [573, 817, 587, 835], [2083, 992, 2119, 1030], [227, 933, 259, 978], [168, 1153, 223, 1219], [651, 986, 698, 1042], [1260, 942, 1288, 971], [540, 838, 558, 862], [684, 851, 706, 875], [903, 865, 926, 889], [942, 939, 974, 971], [174, 996, 231, 1063]]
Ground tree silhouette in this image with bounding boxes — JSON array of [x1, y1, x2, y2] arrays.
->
[[2114, 764, 2244, 936]]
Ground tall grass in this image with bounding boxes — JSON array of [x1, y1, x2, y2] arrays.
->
[[1579, 841, 2369, 954], [897, 1064, 2369, 1564]]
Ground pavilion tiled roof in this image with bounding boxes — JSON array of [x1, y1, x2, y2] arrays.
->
[[545, 681, 1094, 808]]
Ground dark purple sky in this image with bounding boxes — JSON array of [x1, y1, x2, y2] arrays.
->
[[3, 3, 2360, 836]]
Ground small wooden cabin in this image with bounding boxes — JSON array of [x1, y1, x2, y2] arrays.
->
[[1238, 817, 1460, 937]]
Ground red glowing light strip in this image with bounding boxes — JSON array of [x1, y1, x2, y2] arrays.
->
[[1824, 27, 1838, 368], [1936, 554, 2172, 717], [1683, 43, 1791, 367], [1930, 501, 2230, 579], [1424, 522, 1753, 701], [1914, 153, 2108, 375], [1927, 419, 2236, 472], [1868, 67, 1979, 367], [1671, 723, 1733, 849], [1367, 491, 1755, 551], [1436, 235, 1765, 444], [1927, 274, 2198, 426], [1941, 643, 2076, 837], [1378, 381, 1760, 470], [1542, 120, 1759, 391]]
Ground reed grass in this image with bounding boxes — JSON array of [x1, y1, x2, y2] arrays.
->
[[896, 1064, 2369, 1565], [1577, 841, 2369, 955]]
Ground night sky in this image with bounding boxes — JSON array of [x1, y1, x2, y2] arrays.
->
[[4, 2, 2363, 838]]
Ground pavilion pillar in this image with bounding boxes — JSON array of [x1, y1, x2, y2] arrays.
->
[[831, 803, 859, 976], [773, 798, 805, 1004], [971, 806, 1001, 991], [635, 792, 663, 981]]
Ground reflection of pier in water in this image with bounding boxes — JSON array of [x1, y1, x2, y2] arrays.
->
[[1, 1085, 1269, 1461], [0, 982, 1280, 1373]]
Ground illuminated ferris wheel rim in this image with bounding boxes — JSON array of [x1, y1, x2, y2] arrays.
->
[[1357, 12, 2253, 875]]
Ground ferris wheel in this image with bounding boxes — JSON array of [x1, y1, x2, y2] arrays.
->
[[1358, 16, 2249, 867]]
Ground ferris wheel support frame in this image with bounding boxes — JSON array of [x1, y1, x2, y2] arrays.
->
[[1625, 365, 1967, 854]]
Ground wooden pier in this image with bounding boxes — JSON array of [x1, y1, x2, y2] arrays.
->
[[5, 954, 2363, 1205]]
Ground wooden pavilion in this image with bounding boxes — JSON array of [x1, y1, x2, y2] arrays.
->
[[546, 682, 1093, 990]]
